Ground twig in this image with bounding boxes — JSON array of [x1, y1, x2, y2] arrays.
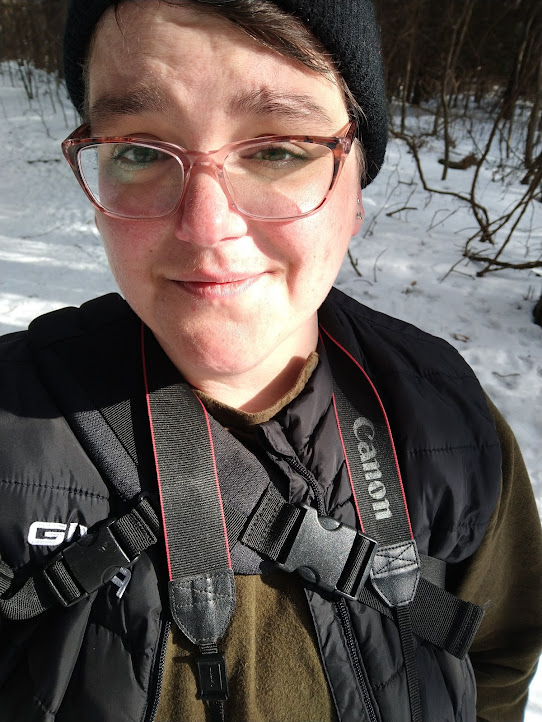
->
[[347, 248, 363, 277], [440, 255, 468, 282], [427, 207, 459, 232], [373, 249, 387, 283], [21, 224, 63, 239], [467, 255, 542, 273], [386, 206, 418, 217]]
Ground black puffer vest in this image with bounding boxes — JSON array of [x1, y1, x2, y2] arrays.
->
[[0, 289, 502, 722]]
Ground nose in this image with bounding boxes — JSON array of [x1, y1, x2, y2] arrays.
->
[[174, 164, 248, 247]]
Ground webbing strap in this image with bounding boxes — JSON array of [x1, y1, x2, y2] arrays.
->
[[396, 606, 422, 722], [321, 327, 422, 721], [144, 375, 231, 579], [359, 579, 483, 660], [237, 486, 480, 660], [241, 486, 302, 560], [321, 327, 413, 544], [0, 497, 160, 620], [142, 326, 233, 708], [0, 560, 13, 594]]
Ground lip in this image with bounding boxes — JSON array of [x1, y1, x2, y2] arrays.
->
[[174, 273, 263, 299]]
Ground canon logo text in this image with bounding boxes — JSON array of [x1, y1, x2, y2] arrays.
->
[[353, 416, 392, 521]]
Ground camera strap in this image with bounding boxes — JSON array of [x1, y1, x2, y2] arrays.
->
[[141, 325, 234, 721]]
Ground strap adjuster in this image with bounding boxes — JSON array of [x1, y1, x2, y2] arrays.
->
[[196, 650, 229, 702], [43, 519, 133, 607], [277, 505, 377, 600]]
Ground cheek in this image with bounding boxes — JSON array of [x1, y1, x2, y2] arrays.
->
[[280, 215, 351, 304], [300, 190, 356, 278], [95, 215, 159, 283]]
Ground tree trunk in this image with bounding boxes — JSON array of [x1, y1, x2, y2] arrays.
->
[[525, 53, 542, 169], [441, 0, 475, 180]]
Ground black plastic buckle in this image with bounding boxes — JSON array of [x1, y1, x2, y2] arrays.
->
[[44, 519, 133, 607], [277, 505, 377, 600], [196, 651, 229, 702]]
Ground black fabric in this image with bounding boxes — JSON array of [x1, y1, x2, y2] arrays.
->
[[0, 290, 501, 721], [241, 486, 301, 559], [113, 499, 160, 558], [62, 0, 387, 185], [27, 298, 154, 503], [323, 333, 414, 544], [144, 329, 231, 579], [0, 497, 159, 625], [396, 605, 422, 722]]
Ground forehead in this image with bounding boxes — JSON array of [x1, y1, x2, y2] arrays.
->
[[87, 2, 347, 133]]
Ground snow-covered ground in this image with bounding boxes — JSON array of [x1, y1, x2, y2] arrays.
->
[[1, 67, 541, 718]]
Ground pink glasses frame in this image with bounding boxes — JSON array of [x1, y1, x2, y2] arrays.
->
[[61, 121, 357, 222]]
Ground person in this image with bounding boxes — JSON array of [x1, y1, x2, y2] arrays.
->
[[0, 1, 540, 720]]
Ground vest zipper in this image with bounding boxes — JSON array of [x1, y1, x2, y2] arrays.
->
[[287, 454, 378, 719], [280, 451, 379, 720], [284, 455, 326, 515], [147, 619, 171, 722], [335, 598, 378, 722]]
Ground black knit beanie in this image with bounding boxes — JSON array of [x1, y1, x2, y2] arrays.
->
[[63, 0, 387, 185]]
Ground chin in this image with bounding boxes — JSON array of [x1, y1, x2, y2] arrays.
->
[[156, 317, 271, 377]]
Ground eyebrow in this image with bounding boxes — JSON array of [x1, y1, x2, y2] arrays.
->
[[229, 88, 334, 126], [89, 85, 172, 128], [89, 84, 334, 130]]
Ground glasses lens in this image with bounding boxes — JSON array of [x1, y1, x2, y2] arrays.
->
[[78, 143, 184, 218], [224, 140, 335, 218]]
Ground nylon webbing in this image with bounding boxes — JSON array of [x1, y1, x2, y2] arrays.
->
[[240, 487, 301, 559], [142, 327, 232, 580], [396, 606, 422, 722], [321, 327, 413, 544], [0, 498, 160, 620], [321, 326, 421, 722], [0, 577, 53, 621], [142, 326, 233, 710]]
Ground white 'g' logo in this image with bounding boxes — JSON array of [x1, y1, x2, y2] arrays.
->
[[27, 521, 87, 546]]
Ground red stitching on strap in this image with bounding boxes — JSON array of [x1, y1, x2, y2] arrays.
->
[[319, 325, 414, 540]]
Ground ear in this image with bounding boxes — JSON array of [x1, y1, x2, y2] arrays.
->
[[352, 190, 364, 236]]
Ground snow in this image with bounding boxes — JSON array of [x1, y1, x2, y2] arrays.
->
[[1, 67, 541, 718]]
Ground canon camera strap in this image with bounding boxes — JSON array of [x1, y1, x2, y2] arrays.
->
[[320, 325, 423, 722], [141, 325, 234, 722]]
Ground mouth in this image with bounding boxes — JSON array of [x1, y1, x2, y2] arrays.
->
[[174, 273, 264, 299]]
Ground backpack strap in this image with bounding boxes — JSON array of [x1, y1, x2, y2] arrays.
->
[[1, 296, 161, 621], [0, 496, 159, 620]]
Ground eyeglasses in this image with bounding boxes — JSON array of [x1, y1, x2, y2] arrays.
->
[[61, 121, 357, 222]]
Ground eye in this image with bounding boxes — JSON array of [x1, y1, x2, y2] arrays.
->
[[110, 144, 165, 167], [241, 142, 310, 165]]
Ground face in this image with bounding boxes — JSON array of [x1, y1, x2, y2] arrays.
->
[[88, 1, 363, 402]]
